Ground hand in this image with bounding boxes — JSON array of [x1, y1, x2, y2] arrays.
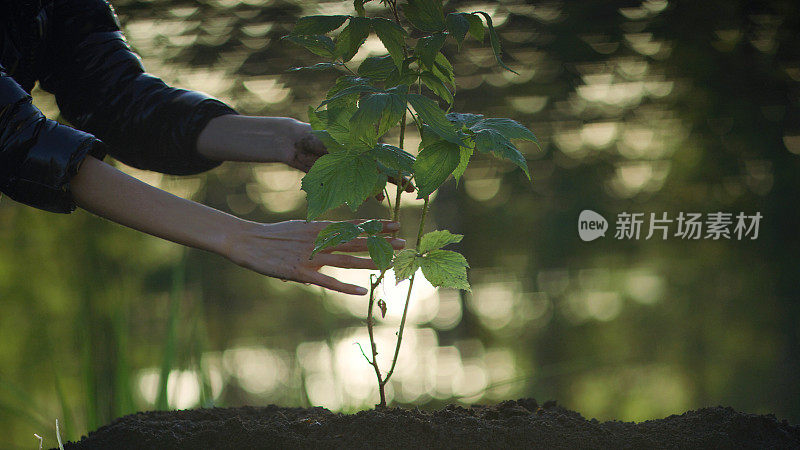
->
[[281, 120, 327, 173], [225, 219, 406, 295], [283, 121, 416, 200]]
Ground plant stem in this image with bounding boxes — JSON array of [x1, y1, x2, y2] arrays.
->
[[366, 272, 386, 406], [392, 109, 407, 227], [382, 195, 429, 387]]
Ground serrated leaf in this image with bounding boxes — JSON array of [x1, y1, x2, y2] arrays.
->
[[283, 35, 337, 59], [385, 65, 419, 87], [415, 33, 446, 69], [312, 130, 347, 152], [335, 17, 371, 62], [288, 62, 342, 72], [407, 93, 462, 145], [291, 15, 348, 35], [447, 112, 485, 128], [466, 13, 485, 42], [473, 128, 530, 179], [368, 235, 394, 271], [452, 145, 473, 184], [471, 118, 538, 142], [446, 13, 470, 46], [421, 71, 453, 105], [311, 221, 362, 257], [301, 152, 379, 219], [393, 249, 420, 282], [433, 53, 456, 89], [413, 139, 461, 198], [370, 172, 388, 197], [319, 84, 379, 109], [359, 219, 384, 235], [419, 230, 463, 253], [351, 85, 408, 139], [474, 11, 518, 74], [419, 250, 470, 290], [370, 143, 415, 176], [357, 55, 396, 80], [371, 18, 407, 68], [401, 0, 445, 32]]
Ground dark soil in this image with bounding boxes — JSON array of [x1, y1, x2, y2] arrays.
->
[[62, 399, 800, 449]]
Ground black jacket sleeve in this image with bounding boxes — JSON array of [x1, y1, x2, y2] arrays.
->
[[38, 0, 238, 176], [0, 66, 106, 213]]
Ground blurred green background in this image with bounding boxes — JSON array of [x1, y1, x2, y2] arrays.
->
[[2, 0, 800, 447]]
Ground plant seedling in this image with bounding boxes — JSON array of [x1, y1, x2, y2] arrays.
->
[[284, 0, 537, 407]]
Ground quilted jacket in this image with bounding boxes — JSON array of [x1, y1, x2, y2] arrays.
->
[[0, 0, 238, 213]]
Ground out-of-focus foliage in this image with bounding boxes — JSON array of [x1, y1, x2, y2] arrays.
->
[[1, 0, 799, 447]]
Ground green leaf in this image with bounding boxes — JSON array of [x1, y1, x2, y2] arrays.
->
[[283, 35, 337, 59], [471, 118, 538, 142], [311, 221, 362, 257], [319, 84, 379, 109], [421, 71, 453, 105], [419, 230, 463, 253], [466, 13, 485, 42], [371, 18, 407, 68], [335, 17, 371, 62], [370, 143, 415, 176], [301, 152, 379, 219], [473, 128, 530, 179], [474, 11, 518, 74], [351, 85, 408, 138], [288, 62, 342, 72], [433, 53, 456, 89], [407, 93, 462, 145], [385, 64, 420, 87], [370, 173, 388, 197], [354, 0, 373, 17], [291, 15, 348, 35], [419, 250, 470, 290], [367, 235, 394, 271], [413, 139, 461, 198], [445, 13, 470, 46], [415, 33, 446, 69], [447, 112, 484, 128], [312, 130, 347, 152], [401, 0, 445, 32], [308, 106, 326, 130], [359, 219, 384, 235], [357, 55, 396, 80], [392, 249, 419, 282], [452, 145, 473, 184]]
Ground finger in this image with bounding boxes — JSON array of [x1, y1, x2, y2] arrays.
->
[[314, 253, 378, 270], [301, 270, 368, 296], [328, 237, 405, 253]]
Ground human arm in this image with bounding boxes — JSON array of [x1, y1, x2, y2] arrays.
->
[[0, 66, 105, 213], [70, 156, 405, 295], [38, 0, 237, 175]]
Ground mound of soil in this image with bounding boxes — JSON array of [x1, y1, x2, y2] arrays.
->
[[62, 399, 799, 449]]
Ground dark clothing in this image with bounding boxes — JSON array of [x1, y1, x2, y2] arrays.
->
[[0, 0, 238, 213]]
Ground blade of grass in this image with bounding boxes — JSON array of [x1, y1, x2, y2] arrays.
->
[[156, 252, 185, 410], [79, 282, 98, 431], [112, 295, 135, 418]]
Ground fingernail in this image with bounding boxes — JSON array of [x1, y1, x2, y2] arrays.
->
[[356, 287, 368, 295]]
